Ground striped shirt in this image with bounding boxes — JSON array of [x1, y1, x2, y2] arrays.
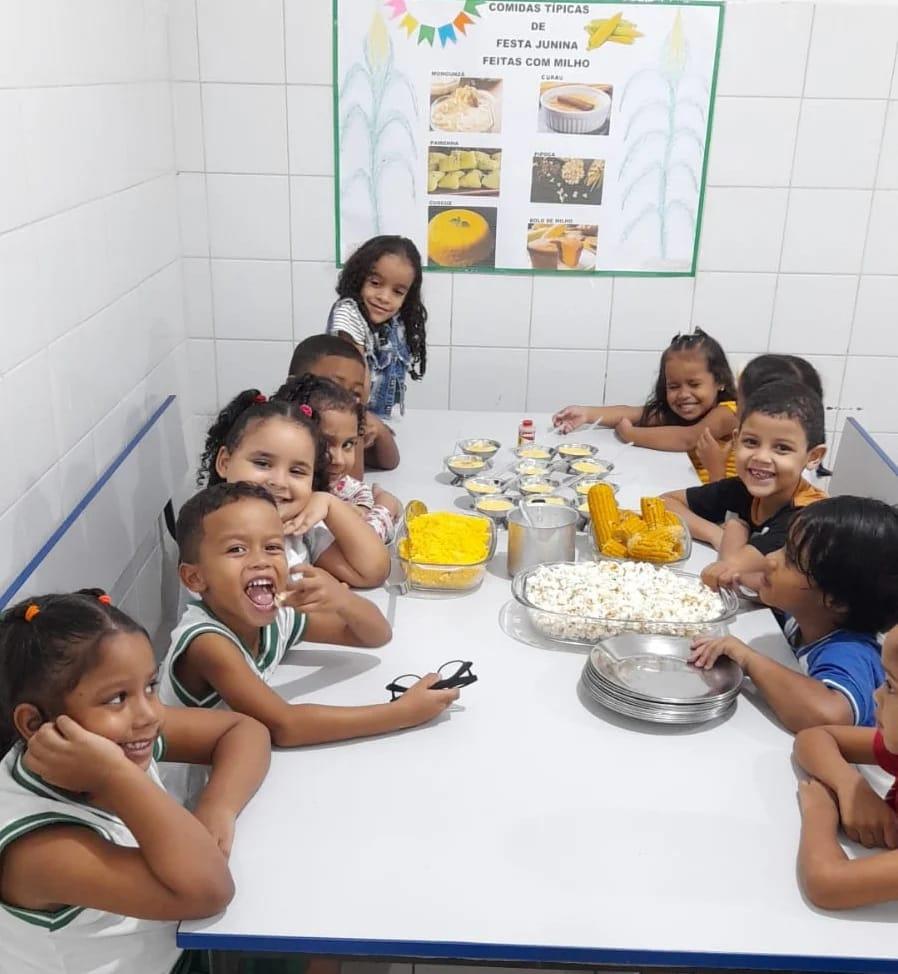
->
[[0, 740, 186, 974]]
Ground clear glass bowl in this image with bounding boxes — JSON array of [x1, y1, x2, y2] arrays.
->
[[589, 510, 692, 566], [459, 437, 501, 459], [511, 562, 737, 645], [396, 513, 497, 592]]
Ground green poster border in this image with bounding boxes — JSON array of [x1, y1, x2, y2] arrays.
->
[[332, 0, 724, 277]]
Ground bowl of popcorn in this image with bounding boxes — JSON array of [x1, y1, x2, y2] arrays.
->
[[586, 486, 691, 565], [397, 509, 497, 592], [445, 454, 490, 479], [555, 442, 597, 460], [474, 494, 516, 523], [514, 443, 555, 461], [459, 437, 501, 459], [511, 560, 737, 645], [463, 475, 505, 499], [567, 457, 613, 477]]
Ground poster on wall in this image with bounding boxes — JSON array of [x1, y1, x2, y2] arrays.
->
[[334, 0, 723, 276]]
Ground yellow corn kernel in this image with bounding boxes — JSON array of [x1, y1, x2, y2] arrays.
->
[[587, 483, 620, 547], [640, 496, 667, 530], [663, 510, 680, 527], [619, 514, 647, 540], [601, 539, 628, 558]]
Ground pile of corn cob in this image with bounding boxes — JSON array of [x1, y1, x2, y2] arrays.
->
[[584, 13, 643, 51], [587, 485, 685, 563]]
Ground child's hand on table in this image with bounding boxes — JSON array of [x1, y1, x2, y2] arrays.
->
[[689, 634, 752, 670], [283, 492, 331, 536], [836, 775, 898, 849], [552, 405, 590, 434], [394, 674, 460, 728]]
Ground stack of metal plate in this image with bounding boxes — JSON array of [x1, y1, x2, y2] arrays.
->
[[580, 633, 743, 724]]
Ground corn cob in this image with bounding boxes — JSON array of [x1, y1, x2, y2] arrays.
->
[[601, 539, 628, 558], [663, 510, 680, 527], [619, 514, 647, 540], [587, 483, 619, 547], [628, 527, 680, 563], [640, 496, 667, 530], [586, 12, 622, 50]]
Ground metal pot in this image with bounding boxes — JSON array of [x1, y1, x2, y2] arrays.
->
[[507, 503, 577, 576]]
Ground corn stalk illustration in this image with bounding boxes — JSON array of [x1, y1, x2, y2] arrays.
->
[[619, 12, 708, 259], [340, 9, 419, 235]]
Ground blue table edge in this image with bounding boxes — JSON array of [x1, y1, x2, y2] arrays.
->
[[175, 932, 897, 972]]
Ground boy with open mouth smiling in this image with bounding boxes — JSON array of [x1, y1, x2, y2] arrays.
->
[[663, 379, 828, 592], [159, 482, 458, 807]]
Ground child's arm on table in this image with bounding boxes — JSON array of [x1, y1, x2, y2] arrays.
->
[[181, 632, 457, 748], [798, 779, 898, 909], [795, 726, 898, 849], [364, 412, 400, 471], [161, 707, 271, 858], [282, 565, 391, 648], [689, 636, 854, 732], [552, 404, 643, 434], [615, 404, 737, 453], [290, 492, 390, 588], [1, 717, 233, 921], [661, 490, 724, 548]]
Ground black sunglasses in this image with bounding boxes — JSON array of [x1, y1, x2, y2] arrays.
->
[[386, 659, 478, 701]]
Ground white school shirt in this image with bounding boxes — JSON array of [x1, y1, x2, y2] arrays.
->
[[158, 600, 306, 805], [286, 523, 334, 570], [0, 740, 185, 974]]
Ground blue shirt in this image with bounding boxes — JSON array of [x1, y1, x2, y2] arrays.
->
[[785, 622, 884, 726]]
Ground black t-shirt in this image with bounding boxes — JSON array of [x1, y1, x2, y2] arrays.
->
[[684, 477, 820, 555]]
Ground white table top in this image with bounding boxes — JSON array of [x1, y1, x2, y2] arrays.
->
[[180, 411, 898, 970]]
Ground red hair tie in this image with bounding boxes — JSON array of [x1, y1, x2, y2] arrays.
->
[[98, 594, 112, 605], [299, 404, 313, 418], [253, 393, 267, 404]]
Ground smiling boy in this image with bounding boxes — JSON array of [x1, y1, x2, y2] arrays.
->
[[160, 483, 455, 803], [663, 380, 827, 591], [288, 335, 399, 475]]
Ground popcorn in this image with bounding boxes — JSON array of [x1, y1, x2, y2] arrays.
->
[[523, 561, 724, 642]]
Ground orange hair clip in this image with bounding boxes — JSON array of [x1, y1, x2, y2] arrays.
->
[[24, 604, 40, 622]]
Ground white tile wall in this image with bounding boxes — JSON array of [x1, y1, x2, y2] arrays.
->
[[167, 0, 898, 468], [0, 1, 188, 628]]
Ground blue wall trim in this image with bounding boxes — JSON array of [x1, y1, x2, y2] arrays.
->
[[175, 931, 897, 972], [0, 395, 177, 610], [845, 417, 898, 477]]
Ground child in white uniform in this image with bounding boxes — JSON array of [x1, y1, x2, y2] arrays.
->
[[0, 589, 269, 974], [198, 391, 390, 589], [160, 483, 459, 792]]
